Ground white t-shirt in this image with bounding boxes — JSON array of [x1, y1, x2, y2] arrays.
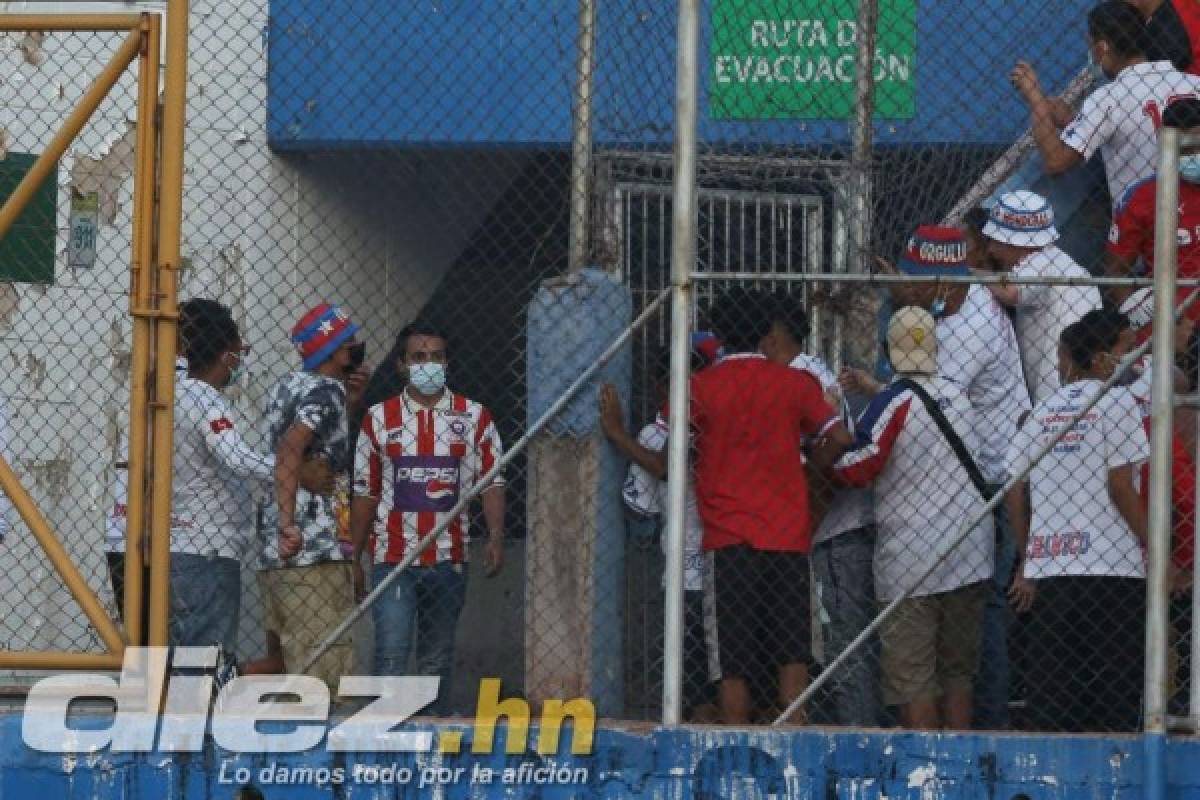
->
[[788, 353, 874, 543], [937, 284, 1032, 484], [172, 377, 274, 558], [104, 435, 129, 554], [106, 359, 187, 554], [835, 375, 993, 601], [1062, 60, 1200, 204], [622, 416, 704, 592], [1006, 380, 1150, 580], [1011, 246, 1103, 405]]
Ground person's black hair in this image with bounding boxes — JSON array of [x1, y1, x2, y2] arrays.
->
[[358, 318, 449, 417], [1087, 307, 1131, 335], [763, 289, 811, 345], [394, 319, 449, 360], [962, 206, 990, 237], [1164, 97, 1200, 129], [1061, 309, 1124, 371], [179, 297, 232, 330], [707, 288, 774, 354], [181, 299, 239, 370], [1088, 1, 1148, 58]]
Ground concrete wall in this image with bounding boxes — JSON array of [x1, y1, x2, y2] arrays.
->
[[0, 1, 521, 670]]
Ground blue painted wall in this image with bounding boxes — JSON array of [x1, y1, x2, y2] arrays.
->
[[5, 710, 1200, 799], [267, 0, 1095, 150]]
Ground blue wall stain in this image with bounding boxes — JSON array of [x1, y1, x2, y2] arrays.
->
[[267, 0, 1095, 150], [5, 710, 1200, 798]]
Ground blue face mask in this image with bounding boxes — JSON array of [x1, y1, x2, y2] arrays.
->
[[1181, 154, 1200, 184], [930, 297, 947, 319], [408, 362, 446, 396]]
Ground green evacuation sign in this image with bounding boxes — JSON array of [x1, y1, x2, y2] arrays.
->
[[710, 0, 916, 120]]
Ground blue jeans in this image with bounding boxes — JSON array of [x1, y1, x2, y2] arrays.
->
[[974, 490, 1015, 729], [811, 526, 880, 727], [371, 562, 467, 715], [168, 553, 240, 650]]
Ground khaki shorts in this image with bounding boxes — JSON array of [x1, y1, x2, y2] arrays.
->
[[258, 562, 355, 690], [880, 581, 987, 707]]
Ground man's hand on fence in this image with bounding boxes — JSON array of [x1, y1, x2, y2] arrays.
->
[[1008, 570, 1037, 614], [839, 366, 882, 398], [599, 383, 627, 440], [1010, 61, 1045, 105], [298, 458, 335, 495], [278, 523, 303, 560]]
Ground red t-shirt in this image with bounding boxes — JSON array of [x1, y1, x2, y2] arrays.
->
[[671, 353, 837, 553], [1108, 176, 1200, 320], [1171, 0, 1200, 77], [1137, 419, 1197, 570]]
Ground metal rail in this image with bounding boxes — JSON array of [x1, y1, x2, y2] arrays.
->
[[691, 271, 1200, 287]]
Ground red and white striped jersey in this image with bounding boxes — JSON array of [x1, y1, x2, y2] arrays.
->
[[353, 390, 504, 565]]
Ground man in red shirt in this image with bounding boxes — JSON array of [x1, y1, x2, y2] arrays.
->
[[1106, 97, 1200, 382], [683, 288, 852, 724], [1105, 96, 1200, 313], [1114, 294, 1196, 575], [1127, 0, 1200, 75]]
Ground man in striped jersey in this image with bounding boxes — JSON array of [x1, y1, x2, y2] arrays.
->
[[351, 321, 505, 714]]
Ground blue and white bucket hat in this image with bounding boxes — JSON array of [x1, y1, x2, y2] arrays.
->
[[982, 190, 1060, 248]]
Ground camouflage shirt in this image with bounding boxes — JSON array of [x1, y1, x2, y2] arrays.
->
[[258, 370, 351, 569]]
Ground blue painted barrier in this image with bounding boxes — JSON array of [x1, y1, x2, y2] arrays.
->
[[4, 711, 1200, 799], [267, 0, 1095, 149]]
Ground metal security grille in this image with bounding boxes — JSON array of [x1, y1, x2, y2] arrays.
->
[[613, 180, 825, 417], [611, 179, 824, 718]]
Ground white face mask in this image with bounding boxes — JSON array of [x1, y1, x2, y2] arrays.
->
[[408, 362, 446, 396]]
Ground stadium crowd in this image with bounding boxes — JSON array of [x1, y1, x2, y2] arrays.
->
[[96, 0, 1200, 734]]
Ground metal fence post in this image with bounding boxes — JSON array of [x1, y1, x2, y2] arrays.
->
[[848, 0, 877, 277], [124, 12, 162, 647], [1146, 124, 1181, 800], [148, 0, 189, 648], [662, 0, 700, 726], [567, 0, 597, 275], [1193, 399, 1200, 719]]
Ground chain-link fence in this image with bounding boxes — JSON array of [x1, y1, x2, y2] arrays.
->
[[1, 0, 1200, 737]]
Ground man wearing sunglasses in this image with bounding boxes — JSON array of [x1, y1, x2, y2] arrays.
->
[[257, 303, 370, 689]]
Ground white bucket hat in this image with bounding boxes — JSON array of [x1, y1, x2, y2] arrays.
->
[[983, 190, 1060, 248]]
